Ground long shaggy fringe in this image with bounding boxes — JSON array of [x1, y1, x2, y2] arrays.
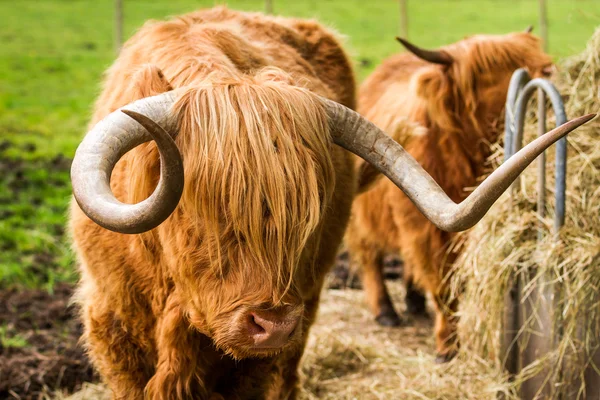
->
[[170, 68, 335, 293]]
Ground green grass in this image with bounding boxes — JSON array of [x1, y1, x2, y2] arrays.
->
[[0, 325, 29, 349], [0, 0, 598, 289]]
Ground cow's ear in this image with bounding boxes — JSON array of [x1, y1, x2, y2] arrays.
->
[[128, 64, 173, 99], [412, 67, 449, 101]]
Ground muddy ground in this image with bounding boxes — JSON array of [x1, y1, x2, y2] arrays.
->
[[0, 283, 97, 399]]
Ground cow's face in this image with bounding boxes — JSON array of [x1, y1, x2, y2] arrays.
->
[[175, 236, 308, 360], [157, 76, 335, 359], [450, 32, 553, 123], [408, 32, 553, 138]]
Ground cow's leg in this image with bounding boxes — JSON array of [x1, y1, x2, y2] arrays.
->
[[81, 302, 154, 400], [268, 351, 302, 400], [399, 218, 459, 361], [356, 247, 402, 327], [145, 296, 210, 399], [404, 273, 428, 317], [329, 248, 362, 290]]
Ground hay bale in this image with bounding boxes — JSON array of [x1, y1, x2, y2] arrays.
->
[[451, 28, 600, 398], [300, 282, 517, 400]]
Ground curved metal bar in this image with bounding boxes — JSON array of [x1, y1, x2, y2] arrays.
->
[[505, 72, 567, 232], [512, 79, 567, 156], [504, 69, 532, 161], [537, 89, 547, 241]]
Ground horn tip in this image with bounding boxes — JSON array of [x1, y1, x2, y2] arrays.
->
[[121, 109, 152, 128], [575, 113, 596, 124], [561, 113, 596, 133], [396, 36, 408, 46], [121, 109, 142, 120]]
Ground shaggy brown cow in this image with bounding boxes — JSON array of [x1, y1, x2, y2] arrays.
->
[[346, 31, 560, 362], [69, 8, 591, 398]]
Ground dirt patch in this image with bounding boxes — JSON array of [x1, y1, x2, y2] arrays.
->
[[0, 283, 98, 399]]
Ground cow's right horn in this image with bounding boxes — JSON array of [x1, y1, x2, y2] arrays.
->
[[396, 37, 453, 65], [324, 98, 594, 232], [71, 91, 184, 234]]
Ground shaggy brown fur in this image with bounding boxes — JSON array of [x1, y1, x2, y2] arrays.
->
[[70, 7, 357, 399], [346, 32, 552, 361]]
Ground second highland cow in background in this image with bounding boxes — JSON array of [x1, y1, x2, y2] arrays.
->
[[347, 29, 553, 362]]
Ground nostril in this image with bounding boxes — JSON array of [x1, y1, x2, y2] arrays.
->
[[245, 309, 302, 349], [287, 325, 297, 339], [247, 313, 266, 335]]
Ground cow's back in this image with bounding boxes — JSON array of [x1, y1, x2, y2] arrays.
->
[[91, 7, 355, 125]]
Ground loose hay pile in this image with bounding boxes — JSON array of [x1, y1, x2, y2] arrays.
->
[[300, 281, 515, 399], [450, 28, 600, 398]]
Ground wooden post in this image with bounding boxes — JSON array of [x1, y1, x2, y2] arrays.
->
[[520, 271, 555, 399], [399, 0, 408, 39], [265, 0, 273, 14], [538, 0, 548, 52], [501, 272, 520, 377], [584, 339, 600, 397], [115, 0, 123, 54], [581, 290, 600, 398]]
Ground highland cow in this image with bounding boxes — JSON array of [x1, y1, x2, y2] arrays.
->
[[346, 30, 561, 362], [69, 8, 590, 398]]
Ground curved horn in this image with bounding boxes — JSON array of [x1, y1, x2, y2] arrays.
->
[[525, 25, 534, 33], [396, 37, 453, 65], [324, 99, 594, 232], [71, 91, 184, 234]]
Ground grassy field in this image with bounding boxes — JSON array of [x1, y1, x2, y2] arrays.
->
[[0, 0, 599, 289]]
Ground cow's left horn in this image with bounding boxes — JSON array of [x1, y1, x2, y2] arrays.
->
[[396, 37, 453, 65], [525, 25, 534, 33], [71, 91, 184, 234], [324, 99, 594, 232]]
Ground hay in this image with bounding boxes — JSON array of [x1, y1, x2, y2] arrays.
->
[[56, 383, 110, 400], [450, 27, 600, 398], [300, 282, 515, 400]]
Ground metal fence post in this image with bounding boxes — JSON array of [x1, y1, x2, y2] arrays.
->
[[501, 69, 568, 399], [115, 0, 123, 54]]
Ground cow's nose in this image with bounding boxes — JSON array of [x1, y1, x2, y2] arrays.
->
[[246, 309, 300, 349]]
